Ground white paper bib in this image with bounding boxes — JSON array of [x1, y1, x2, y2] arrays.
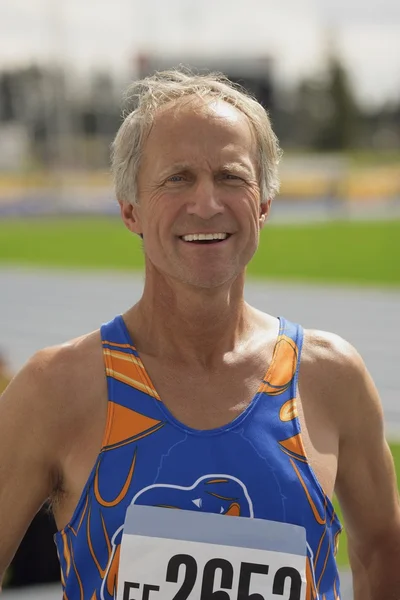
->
[[116, 505, 307, 600]]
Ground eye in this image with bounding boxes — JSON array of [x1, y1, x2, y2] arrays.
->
[[222, 173, 244, 182], [167, 175, 185, 182]]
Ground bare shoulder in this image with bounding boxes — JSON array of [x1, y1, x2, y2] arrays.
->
[[299, 328, 381, 433], [0, 329, 107, 548], [301, 328, 366, 383], [1, 329, 105, 439]]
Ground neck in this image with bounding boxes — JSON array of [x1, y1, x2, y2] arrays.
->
[[125, 272, 252, 366]]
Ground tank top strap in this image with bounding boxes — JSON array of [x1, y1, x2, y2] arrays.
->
[[101, 314, 138, 354], [260, 316, 304, 398], [99, 315, 163, 451], [277, 316, 304, 398], [100, 315, 160, 406]]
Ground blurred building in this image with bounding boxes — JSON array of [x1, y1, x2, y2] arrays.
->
[[135, 53, 275, 110], [0, 55, 398, 217]]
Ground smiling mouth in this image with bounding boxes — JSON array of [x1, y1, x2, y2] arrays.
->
[[179, 233, 232, 244]]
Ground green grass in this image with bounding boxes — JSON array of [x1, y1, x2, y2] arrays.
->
[[0, 217, 399, 285], [0, 217, 144, 270], [334, 442, 400, 568], [250, 220, 399, 285]]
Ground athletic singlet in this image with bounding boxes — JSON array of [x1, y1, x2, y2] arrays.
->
[[55, 315, 342, 600]]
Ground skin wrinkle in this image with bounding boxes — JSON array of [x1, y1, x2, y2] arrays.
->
[[119, 97, 271, 367], [135, 96, 262, 206]]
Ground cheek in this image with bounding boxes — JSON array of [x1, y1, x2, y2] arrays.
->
[[240, 200, 261, 229], [141, 209, 175, 249]]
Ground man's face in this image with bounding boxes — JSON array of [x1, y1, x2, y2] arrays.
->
[[122, 98, 269, 289]]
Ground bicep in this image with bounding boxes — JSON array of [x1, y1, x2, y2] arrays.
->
[[335, 360, 400, 554], [0, 355, 58, 575]]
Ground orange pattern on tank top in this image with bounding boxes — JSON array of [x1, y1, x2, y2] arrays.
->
[[70, 538, 84, 600], [279, 398, 298, 421], [313, 501, 328, 568], [278, 431, 342, 599], [103, 348, 160, 399], [106, 544, 121, 597], [258, 334, 298, 396], [279, 432, 308, 467], [278, 433, 307, 458], [306, 556, 318, 599], [205, 487, 244, 516], [289, 458, 326, 526], [316, 511, 337, 592], [317, 537, 332, 591], [205, 478, 229, 484], [103, 402, 164, 449], [102, 340, 136, 351], [94, 447, 137, 508], [61, 530, 71, 577], [86, 503, 111, 578], [334, 577, 340, 599], [334, 529, 342, 557], [74, 495, 89, 536]]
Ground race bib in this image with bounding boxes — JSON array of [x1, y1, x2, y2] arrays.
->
[[116, 505, 307, 600]]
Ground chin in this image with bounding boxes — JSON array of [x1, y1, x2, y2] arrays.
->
[[179, 271, 239, 289]]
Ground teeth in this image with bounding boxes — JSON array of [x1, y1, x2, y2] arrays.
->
[[181, 233, 228, 242]]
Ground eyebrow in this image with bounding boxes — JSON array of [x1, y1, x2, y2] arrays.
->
[[219, 162, 255, 176], [159, 163, 191, 177], [159, 161, 256, 178]]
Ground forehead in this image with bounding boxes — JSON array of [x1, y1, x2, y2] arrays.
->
[[141, 98, 257, 171]]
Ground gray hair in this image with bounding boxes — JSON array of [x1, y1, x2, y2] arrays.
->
[[111, 68, 282, 205]]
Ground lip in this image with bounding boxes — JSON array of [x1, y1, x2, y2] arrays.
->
[[177, 233, 233, 246], [178, 232, 232, 237]]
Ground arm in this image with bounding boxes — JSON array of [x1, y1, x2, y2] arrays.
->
[[0, 350, 64, 582], [334, 346, 400, 600]]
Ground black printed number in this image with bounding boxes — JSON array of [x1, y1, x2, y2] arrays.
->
[[166, 555, 302, 599], [237, 562, 270, 600], [272, 567, 302, 600], [200, 558, 234, 599], [166, 554, 198, 600]]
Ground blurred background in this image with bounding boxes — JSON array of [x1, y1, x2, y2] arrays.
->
[[0, 1, 399, 598], [0, 0, 399, 218]]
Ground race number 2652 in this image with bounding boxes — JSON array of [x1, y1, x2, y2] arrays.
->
[[123, 553, 303, 600]]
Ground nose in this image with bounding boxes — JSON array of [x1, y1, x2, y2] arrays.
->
[[186, 178, 224, 220]]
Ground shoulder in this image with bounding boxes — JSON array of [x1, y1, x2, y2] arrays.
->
[[19, 329, 102, 389], [1, 329, 104, 436], [300, 328, 365, 381], [299, 328, 380, 432], [0, 329, 106, 501]]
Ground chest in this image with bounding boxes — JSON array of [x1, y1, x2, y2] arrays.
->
[[90, 414, 320, 524], [140, 353, 270, 430], [55, 344, 339, 532]]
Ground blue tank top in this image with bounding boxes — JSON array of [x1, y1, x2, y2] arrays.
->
[[55, 315, 342, 599]]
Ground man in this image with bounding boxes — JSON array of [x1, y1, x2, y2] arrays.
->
[[0, 69, 399, 600]]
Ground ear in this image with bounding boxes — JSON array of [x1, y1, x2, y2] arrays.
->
[[119, 201, 143, 236], [259, 199, 271, 229]]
